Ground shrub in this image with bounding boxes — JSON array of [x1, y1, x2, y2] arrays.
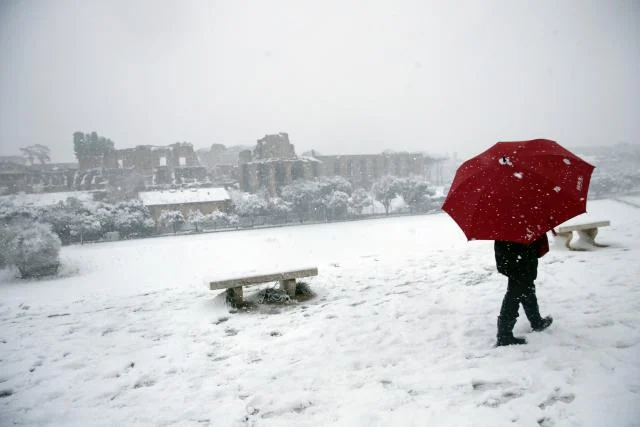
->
[[10, 221, 62, 278], [0, 223, 19, 269]]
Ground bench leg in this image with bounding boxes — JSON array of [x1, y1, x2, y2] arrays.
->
[[280, 279, 297, 297], [555, 231, 574, 250], [226, 286, 243, 306], [576, 228, 609, 248]]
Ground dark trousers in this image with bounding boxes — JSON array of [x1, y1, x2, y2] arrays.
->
[[499, 276, 543, 329]]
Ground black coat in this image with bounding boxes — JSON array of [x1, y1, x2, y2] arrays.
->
[[494, 240, 539, 281]]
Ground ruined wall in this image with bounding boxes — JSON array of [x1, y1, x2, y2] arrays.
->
[[313, 152, 431, 188], [239, 158, 320, 195], [253, 133, 296, 160]]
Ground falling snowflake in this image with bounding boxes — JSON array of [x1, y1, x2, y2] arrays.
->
[[498, 156, 513, 166], [553, 186, 561, 192], [513, 172, 523, 179], [563, 158, 572, 165]]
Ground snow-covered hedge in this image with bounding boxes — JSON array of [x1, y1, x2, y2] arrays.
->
[[0, 197, 155, 244]]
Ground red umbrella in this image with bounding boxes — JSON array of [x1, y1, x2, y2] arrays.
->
[[442, 139, 595, 244]]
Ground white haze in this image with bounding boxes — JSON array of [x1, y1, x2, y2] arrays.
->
[[0, 0, 639, 162]]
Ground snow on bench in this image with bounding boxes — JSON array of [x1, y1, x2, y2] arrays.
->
[[555, 220, 610, 250], [209, 267, 318, 306]]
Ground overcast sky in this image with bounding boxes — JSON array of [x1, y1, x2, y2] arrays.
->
[[0, 0, 638, 162]]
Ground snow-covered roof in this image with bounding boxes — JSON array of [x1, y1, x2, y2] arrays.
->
[[0, 191, 96, 207], [245, 156, 321, 164], [138, 188, 230, 206]]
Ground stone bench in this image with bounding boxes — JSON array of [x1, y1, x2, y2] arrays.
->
[[555, 220, 610, 250], [209, 267, 318, 306]]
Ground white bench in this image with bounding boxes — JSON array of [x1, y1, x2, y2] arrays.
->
[[555, 220, 610, 250], [209, 267, 318, 306]]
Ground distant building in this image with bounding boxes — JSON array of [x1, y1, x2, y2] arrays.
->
[[72, 131, 210, 190], [253, 133, 296, 159], [236, 133, 445, 195], [103, 143, 200, 172], [0, 156, 27, 165], [313, 152, 439, 189], [0, 162, 30, 194], [196, 144, 250, 185], [0, 162, 78, 194], [239, 157, 321, 195], [138, 187, 232, 222]]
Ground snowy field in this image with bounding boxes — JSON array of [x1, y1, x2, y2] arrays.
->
[[1, 199, 639, 426]]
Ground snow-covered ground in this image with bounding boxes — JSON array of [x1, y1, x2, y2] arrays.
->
[[1, 199, 639, 426], [616, 195, 640, 209]]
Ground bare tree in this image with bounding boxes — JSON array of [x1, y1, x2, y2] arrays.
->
[[20, 144, 51, 165]]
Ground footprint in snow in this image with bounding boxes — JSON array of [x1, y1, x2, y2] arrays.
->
[[29, 359, 44, 372], [537, 417, 555, 427], [471, 379, 516, 391], [213, 317, 229, 325], [538, 391, 575, 409], [480, 389, 523, 407], [133, 375, 156, 389], [225, 328, 239, 336]]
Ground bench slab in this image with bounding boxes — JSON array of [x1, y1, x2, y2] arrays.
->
[[209, 267, 318, 290], [557, 220, 610, 233], [555, 220, 610, 250]]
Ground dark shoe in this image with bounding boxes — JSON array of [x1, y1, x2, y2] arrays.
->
[[496, 335, 527, 346], [496, 315, 527, 346], [532, 316, 553, 332]]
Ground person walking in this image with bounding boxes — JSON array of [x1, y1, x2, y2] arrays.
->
[[494, 233, 553, 346]]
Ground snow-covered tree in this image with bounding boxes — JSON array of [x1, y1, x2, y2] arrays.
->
[[0, 199, 37, 223], [312, 177, 353, 221], [232, 192, 267, 226], [317, 176, 352, 197], [327, 190, 350, 220], [205, 210, 226, 229], [39, 206, 79, 244], [69, 213, 102, 244], [281, 181, 318, 222], [266, 197, 292, 222], [187, 209, 205, 232], [64, 196, 85, 212], [20, 144, 51, 165], [397, 176, 435, 213], [94, 204, 116, 234], [372, 175, 401, 215], [113, 200, 155, 238], [281, 177, 357, 222], [204, 210, 239, 230], [159, 210, 185, 234], [227, 213, 239, 229], [349, 188, 373, 215]]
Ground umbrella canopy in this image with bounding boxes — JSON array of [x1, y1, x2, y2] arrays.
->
[[442, 139, 595, 244]]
